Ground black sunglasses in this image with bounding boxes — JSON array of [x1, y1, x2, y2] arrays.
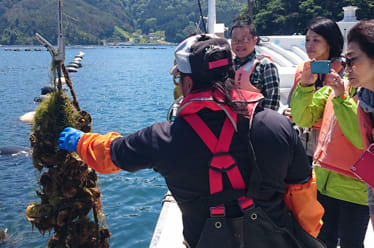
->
[[342, 57, 356, 68]]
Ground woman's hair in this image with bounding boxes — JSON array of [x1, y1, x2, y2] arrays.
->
[[211, 76, 250, 117], [189, 66, 250, 117], [306, 17, 344, 59], [348, 20, 374, 59]]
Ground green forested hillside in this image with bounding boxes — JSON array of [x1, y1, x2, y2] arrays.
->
[[0, 0, 373, 45], [0, 0, 134, 45], [240, 0, 374, 36], [0, 0, 247, 45]]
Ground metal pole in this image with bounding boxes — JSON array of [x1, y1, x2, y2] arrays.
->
[[34, 0, 66, 89], [56, 0, 65, 63], [207, 0, 216, 34], [248, 0, 254, 22]]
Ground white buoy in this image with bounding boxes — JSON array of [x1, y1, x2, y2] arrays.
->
[[19, 111, 35, 123], [66, 67, 78, 73], [75, 51, 85, 58], [54, 76, 66, 84]]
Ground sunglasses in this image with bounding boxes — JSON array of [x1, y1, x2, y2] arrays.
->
[[342, 57, 357, 68]]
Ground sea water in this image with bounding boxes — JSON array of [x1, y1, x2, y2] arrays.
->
[[0, 45, 175, 247]]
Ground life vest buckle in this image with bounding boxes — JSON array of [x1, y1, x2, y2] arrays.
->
[[237, 196, 254, 211], [210, 204, 225, 217], [208, 152, 237, 172]]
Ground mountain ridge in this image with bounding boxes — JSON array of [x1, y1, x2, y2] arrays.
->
[[0, 0, 373, 45], [0, 0, 246, 45]]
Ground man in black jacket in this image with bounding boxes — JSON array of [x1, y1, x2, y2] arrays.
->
[[59, 34, 324, 248]]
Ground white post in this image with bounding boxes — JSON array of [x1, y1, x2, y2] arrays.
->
[[337, 6, 358, 52], [208, 0, 216, 34], [342, 6, 358, 22]]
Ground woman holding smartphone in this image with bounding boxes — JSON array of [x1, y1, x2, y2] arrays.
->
[[290, 17, 369, 248], [346, 20, 374, 230], [285, 17, 346, 162]]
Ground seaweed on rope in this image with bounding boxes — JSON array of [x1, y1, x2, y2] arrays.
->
[[26, 63, 110, 247]]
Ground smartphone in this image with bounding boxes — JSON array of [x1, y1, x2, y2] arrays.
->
[[310, 60, 331, 74], [351, 143, 374, 187]]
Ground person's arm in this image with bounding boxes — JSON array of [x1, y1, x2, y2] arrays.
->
[[281, 110, 324, 238], [332, 89, 363, 149], [250, 109, 312, 189], [59, 122, 172, 174], [58, 127, 122, 174], [290, 84, 331, 128], [249, 109, 324, 237], [259, 62, 280, 110], [321, 71, 363, 149], [77, 132, 123, 174]]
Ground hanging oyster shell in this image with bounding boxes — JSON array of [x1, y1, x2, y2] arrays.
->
[[26, 72, 110, 247]]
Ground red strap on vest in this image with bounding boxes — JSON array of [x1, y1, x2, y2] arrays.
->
[[184, 113, 246, 194], [184, 113, 253, 214]]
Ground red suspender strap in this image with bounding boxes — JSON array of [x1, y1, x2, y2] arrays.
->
[[183, 113, 246, 194], [183, 114, 217, 152], [237, 196, 254, 211]]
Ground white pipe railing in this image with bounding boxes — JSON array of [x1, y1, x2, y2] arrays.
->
[[207, 0, 216, 34]]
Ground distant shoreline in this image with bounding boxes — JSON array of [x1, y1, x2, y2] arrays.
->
[[1, 44, 177, 52], [0, 43, 177, 47]]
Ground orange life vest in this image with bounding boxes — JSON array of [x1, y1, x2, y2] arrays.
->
[[234, 55, 272, 93], [313, 84, 363, 179], [358, 105, 374, 149]]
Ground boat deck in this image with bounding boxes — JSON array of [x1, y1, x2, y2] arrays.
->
[[150, 191, 374, 248]]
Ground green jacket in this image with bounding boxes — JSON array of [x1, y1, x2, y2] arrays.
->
[[291, 83, 367, 206]]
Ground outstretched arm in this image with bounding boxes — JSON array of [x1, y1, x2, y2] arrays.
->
[[59, 127, 121, 174]]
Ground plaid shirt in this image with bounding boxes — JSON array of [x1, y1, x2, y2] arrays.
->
[[234, 50, 280, 110]]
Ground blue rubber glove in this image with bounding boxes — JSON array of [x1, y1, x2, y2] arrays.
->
[[58, 127, 84, 152]]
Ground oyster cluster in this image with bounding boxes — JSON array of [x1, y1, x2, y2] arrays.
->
[[26, 79, 110, 247]]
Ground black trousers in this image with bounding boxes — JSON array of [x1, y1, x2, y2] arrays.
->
[[317, 192, 369, 248]]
